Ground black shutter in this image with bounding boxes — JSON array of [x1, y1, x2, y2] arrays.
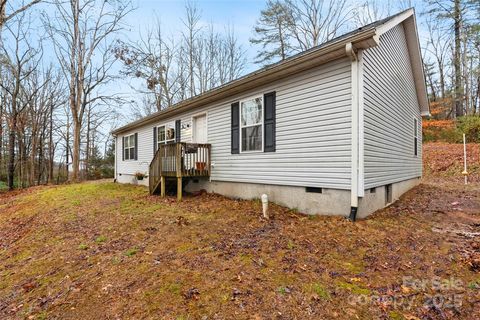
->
[[175, 120, 181, 142], [122, 136, 125, 161], [153, 126, 157, 154], [134, 133, 138, 160], [231, 102, 240, 154], [264, 91, 276, 152]]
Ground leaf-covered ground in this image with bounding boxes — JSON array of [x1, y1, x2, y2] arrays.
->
[[423, 142, 479, 183], [0, 143, 479, 319]]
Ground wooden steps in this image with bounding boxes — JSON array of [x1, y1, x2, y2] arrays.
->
[[149, 142, 211, 200]]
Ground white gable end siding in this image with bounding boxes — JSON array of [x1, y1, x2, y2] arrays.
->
[[116, 57, 352, 189], [362, 24, 422, 189]]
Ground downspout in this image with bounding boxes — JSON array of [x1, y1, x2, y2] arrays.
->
[[346, 43, 360, 221]]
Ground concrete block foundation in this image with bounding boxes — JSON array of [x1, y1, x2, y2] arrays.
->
[[185, 177, 421, 219]]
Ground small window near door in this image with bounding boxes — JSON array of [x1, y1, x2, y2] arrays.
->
[[414, 118, 418, 156], [157, 123, 175, 149]]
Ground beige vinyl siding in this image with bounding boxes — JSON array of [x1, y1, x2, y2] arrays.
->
[[362, 23, 422, 189], [116, 57, 352, 190]]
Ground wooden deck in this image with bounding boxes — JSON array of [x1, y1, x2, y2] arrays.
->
[[149, 142, 211, 199]]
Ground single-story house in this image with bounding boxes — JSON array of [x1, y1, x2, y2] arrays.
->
[[112, 8, 429, 220]]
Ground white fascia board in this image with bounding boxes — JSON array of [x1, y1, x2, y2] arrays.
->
[[374, 8, 430, 116], [374, 8, 414, 37], [403, 14, 430, 116]]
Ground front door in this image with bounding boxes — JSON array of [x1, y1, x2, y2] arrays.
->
[[193, 114, 207, 143]]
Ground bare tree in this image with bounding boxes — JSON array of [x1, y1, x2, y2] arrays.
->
[[425, 16, 451, 101], [44, 0, 131, 181], [182, 1, 201, 97], [0, 0, 41, 32], [251, 0, 353, 64], [427, 0, 468, 117], [286, 0, 352, 51], [116, 7, 246, 117], [218, 25, 246, 84], [0, 13, 42, 189]]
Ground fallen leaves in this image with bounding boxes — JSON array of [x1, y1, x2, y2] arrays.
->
[[0, 146, 479, 319], [183, 287, 200, 300]]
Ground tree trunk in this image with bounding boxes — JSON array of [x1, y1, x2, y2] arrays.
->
[[85, 105, 91, 179], [71, 119, 81, 181], [7, 115, 16, 190], [37, 130, 44, 185], [454, 0, 463, 117], [29, 130, 37, 186], [0, 104, 3, 179], [438, 61, 446, 100], [48, 99, 54, 183], [66, 118, 70, 181]]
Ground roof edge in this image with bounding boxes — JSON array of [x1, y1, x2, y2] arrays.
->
[[112, 9, 422, 135], [112, 30, 379, 135]]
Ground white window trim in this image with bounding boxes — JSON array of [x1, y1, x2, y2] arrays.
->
[[156, 122, 176, 148], [124, 134, 136, 161], [191, 112, 208, 143], [239, 95, 264, 153]]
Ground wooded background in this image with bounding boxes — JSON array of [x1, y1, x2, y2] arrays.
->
[[0, 0, 479, 190]]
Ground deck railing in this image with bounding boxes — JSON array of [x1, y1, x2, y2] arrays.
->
[[149, 142, 211, 196]]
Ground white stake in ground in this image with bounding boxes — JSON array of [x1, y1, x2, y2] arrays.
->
[[462, 133, 468, 185]]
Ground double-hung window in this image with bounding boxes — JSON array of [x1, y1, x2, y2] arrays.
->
[[157, 123, 175, 149], [240, 96, 263, 152], [124, 134, 136, 160]]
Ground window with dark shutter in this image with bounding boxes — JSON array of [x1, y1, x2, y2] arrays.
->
[[240, 97, 263, 152], [123, 134, 136, 160], [264, 91, 276, 152], [231, 102, 240, 154], [175, 120, 181, 142]]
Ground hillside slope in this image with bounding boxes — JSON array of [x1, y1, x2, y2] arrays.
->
[[0, 144, 479, 319], [423, 142, 479, 183]]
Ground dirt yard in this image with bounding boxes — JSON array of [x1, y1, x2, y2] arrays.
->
[[0, 143, 479, 319]]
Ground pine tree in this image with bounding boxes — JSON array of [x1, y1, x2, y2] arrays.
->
[[250, 0, 293, 64]]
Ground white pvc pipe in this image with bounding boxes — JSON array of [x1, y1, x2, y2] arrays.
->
[[261, 194, 269, 219]]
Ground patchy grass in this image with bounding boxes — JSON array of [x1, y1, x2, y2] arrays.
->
[[95, 235, 107, 243], [125, 247, 138, 257], [0, 144, 479, 319]]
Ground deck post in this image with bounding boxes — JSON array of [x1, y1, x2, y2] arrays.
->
[[177, 177, 182, 201], [176, 143, 183, 201], [160, 176, 165, 197]]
